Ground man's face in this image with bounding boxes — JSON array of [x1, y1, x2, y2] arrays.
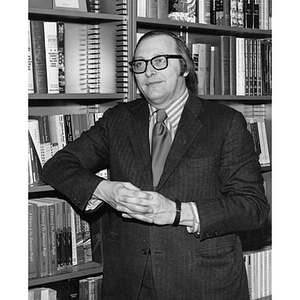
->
[[133, 35, 187, 109]]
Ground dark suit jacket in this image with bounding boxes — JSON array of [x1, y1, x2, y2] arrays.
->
[[42, 92, 270, 300]]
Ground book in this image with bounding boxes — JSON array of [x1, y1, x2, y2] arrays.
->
[[28, 199, 50, 277], [147, 0, 158, 18], [220, 36, 230, 95], [29, 116, 52, 167], [43, 22, 59, 93], [28, 21, 34, 94], [236, 37, 245, 95], [30, 21, 47, 94], [28, 203, 39, 278], [245, 0, 253, 28], [216, 0, 225, 25], [230, 0, 238, 26], [168, 0, 196, 22], [137, 0, 147, 17], [53, 0, 87, 12], [57, 22, 66, 93], [29, 0, 52, 9], [157, 0, 169, 19], [237, 0, 244, 27], [198, 0, 211, 24], [229, 36, 236, 95]]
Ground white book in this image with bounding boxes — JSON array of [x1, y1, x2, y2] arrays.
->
[[28, 119, 42, 165], [236, 37, 245, 95], [28, 21, 34, 94], [137, 0, 147, 17], [44, 22, 59, 93]]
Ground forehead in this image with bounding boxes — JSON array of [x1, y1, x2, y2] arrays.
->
[[135, 35, 177, 58]]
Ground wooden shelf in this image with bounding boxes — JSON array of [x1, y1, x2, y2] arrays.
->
[[137, 17, 272, 39], [29, 184, 54, 193], [199, 95, 272, 104], [28, 93, 126, 106], [29, 8, 125, 23], [29, 262, 103, 287]]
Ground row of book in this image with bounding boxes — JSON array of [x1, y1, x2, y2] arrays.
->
[[191, 37, 272, 96], [79, 275, 103, 300], [28, 20, 126, 94], [29, 274, 103, 300], [28, 287, 57, 300], [137, 0, 272, 30], [244, 246, 272, 299], [28, 197, 95, 279], [29, 0, 126, 14], [28, 111, 106, 186]]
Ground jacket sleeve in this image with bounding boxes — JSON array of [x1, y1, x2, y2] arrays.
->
[[197, 111, 270, 240], [41, 111, 111, 211]]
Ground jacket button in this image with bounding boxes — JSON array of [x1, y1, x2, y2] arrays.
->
[[206, 233, 211, 238], [142, 249, 148, 255], [214, 231, 220, 236]]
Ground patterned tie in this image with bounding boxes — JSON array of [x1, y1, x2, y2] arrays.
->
[[151, 109, 172, 189]]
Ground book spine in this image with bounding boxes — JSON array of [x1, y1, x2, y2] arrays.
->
[[28, 21, 35, 94], [211, 0, 216, 25], [220, 36, 230, 95], [30, 21, 47, 94], [237, 0, 244, 27], [44, 22, 59, 94], [137, 0, 147, 17], [253, 1, 259, 29], [197, 43, 206, 95], [244, 0, 253, 28], [223, 0, 231, 26], [57, 22, 65, 93], [146, 0, 158, 18], [216, 0, 225, 25], [47, 202, 57, 275], [28, 203, 39, 278], [209, 46, 215, 95], [38, 204, 49, 277], [157, 0, 168, 19], [230, 0, 238, 26], [229, 36, 236, 95]]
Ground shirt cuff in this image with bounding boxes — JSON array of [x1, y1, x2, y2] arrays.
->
[[85, 196, 103, 212], [186, 202, 200, 237]]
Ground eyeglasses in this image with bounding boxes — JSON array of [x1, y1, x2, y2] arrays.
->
[[129, 54, 183, 74]]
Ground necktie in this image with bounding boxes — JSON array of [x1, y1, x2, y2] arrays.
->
[[151, 109, 172, 189]]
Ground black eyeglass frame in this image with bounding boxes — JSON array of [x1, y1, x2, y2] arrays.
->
[[129, 54, 183, 74]]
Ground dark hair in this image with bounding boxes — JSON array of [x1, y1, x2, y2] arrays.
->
[[134, 30, 198, 94]]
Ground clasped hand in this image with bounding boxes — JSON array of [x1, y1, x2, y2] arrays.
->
[[96, 181, 175, 225]]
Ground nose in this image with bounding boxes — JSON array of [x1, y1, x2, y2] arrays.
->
[[145, 60, 156, 77]]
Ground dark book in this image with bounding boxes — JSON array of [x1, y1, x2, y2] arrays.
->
[[210, 0, 216, 25], [244, 0, 253, 28], [220, 36, 230, 95], [253, 2, 259, 29], [223, 0, 231, 26], [30, 21, 47, 94], [229, 36, 236, 95]]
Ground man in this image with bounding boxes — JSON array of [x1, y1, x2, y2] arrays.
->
[[42, 30, 270, 300]]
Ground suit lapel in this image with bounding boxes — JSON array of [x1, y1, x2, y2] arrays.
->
[[157, 94, 205, 190], [126, 100, 154, 190]]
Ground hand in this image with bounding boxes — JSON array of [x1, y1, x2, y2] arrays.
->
[[94, 181, 154, 219], [121, 191, 176, 226]]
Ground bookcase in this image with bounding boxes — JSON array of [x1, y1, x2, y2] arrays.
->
[[28, 1, 272, 299]]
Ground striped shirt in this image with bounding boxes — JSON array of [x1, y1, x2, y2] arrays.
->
[[148, 88, 189, 149]]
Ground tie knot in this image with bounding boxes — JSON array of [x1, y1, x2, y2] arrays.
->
[[156, 109, 167, 123]]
